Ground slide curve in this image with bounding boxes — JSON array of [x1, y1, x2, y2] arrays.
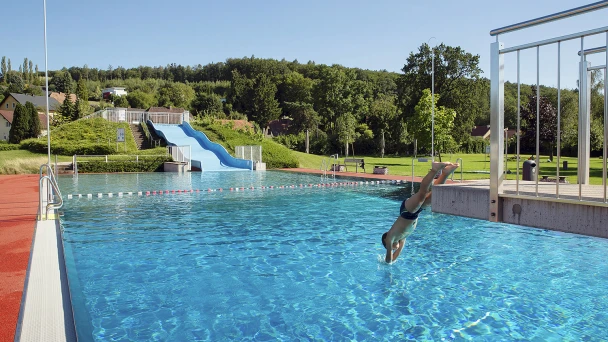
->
[[150, 121, 252, 171]]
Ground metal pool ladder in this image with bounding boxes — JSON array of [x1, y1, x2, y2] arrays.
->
[[320, 154, 339, 181], [39, 163, 63, 220]]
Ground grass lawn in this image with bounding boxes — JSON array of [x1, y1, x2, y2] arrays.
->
[[293, 151, 607, 185], [0, 151, 73, 174]]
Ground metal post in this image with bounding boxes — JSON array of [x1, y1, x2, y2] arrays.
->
[[535, 46, 540, 197], [490, 41, 505, 222], [557, 42, 561, 199], [431, 49, 435, 162], [604, 32, 608, 202], [579, 37, 592, 196], [516, 49, 521, 195], [43, 0, 50, 166]]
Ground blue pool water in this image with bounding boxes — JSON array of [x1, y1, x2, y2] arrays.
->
[[58, 172, 608, 341]]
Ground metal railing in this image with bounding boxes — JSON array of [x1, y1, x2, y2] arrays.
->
[[168, 145, 192, 171], [38, 164, 63, 221], [452, 158, 463, 182], [489, 1, 608, 221], [82, 108, 191, 125], [320, 154, 338, 181]]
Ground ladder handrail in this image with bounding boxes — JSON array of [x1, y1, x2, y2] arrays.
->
[[39, 164, 63, 220], [452, 158, 463, 182]]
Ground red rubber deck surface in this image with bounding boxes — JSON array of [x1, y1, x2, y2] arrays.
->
[[0, 175, 38, 342]]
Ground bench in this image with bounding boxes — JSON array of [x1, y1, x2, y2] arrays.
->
[[343, 158, 365, 173], [541, 175, 568, 183]]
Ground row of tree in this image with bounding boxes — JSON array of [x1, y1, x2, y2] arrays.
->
[[1, 46, 604, 157]]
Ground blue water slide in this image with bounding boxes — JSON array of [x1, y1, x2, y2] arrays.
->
[[150, 121, 252, 171]]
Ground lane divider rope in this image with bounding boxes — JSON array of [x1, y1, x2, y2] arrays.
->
[[64, 180, 408, 200]]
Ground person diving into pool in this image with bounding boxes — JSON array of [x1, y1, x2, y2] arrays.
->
[[381, 162, 459, 264]]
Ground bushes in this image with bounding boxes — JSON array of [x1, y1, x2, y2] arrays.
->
[[0, 142, 21, 151], [76, 156, 171, 173], [459, 136, 488, 154], [20, 138, 116, 155]]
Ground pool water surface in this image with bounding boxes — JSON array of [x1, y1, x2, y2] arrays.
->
[[58, 172, 608, 341]]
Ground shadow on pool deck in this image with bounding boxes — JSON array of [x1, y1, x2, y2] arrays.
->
[[0, 175, 38, 342]]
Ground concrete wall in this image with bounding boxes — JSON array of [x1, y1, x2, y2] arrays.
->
[[163, 162, 187, 173], [432, 182, 489, 220], [502, 197, 608, 238], [432, 181, 608, 239]]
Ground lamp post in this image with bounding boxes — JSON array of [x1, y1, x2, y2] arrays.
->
[[428, 37, 436, 162]]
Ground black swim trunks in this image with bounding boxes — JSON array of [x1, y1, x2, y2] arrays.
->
[[399, 200, 423, 220]]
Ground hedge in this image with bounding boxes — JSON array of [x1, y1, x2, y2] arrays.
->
[[76, 156, 172, 173], [0, 143, 21, 151], [20, 138, 117, 155]]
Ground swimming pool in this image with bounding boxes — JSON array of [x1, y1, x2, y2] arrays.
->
[[58, 172, 608, 341]]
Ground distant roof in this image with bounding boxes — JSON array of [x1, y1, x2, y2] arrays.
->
[[0, 109, 48, 126], [471, 125, 490, 138], [0, 110, 13, 123], [267, 118, 292, 136], [9, 93, 60, 111], [147, 107, 185, 113], [49, 92, 77, 104]]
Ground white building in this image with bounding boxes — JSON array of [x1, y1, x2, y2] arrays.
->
[[102, 87, 128, 100]]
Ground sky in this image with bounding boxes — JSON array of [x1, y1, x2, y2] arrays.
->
[[1, 0, 607, 89]]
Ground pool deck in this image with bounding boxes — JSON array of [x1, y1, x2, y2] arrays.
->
[[0, 175, 76, 342], [0, 175, 38, 342], [279, 168, 435, 183]]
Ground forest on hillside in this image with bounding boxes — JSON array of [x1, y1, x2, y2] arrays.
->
[[1, 43, 605, 157]]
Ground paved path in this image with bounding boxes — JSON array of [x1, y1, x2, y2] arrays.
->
[[0, 175, 38, 342], [280, 168, 456, 183]]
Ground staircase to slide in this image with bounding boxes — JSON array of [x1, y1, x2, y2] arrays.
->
[[150, 121, 252, 171]]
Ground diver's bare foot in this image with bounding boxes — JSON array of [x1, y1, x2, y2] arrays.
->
[[444, 163, 459, 174], [431, 162, 451, 172]]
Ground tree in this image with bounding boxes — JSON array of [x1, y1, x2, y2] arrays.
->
[[283, 102, 320, 133], [9, 103, 29, 143], [191, 92, 223, 116], [368, 94, 399, 155], [111, 95, 129, 108], [520, 86, 559, 158], [157, 82, 195, 109], [335, 112, 358, 156], [51, 70, 72, 94], [397, 43, 482, 144], [1, 57, 6, 83], [312, 65, 356, 133], [58, 93, 74, 121], [25, 102, 41, 138], [34, 65, 39, 85], [23, 58, 29, 82], [76, 78, 89, 102], [409, 89, 456, 160], [126, 90, 157, 109], [6, 74, 25, 93], [278, 71, 314, 105], [248, 74, 281, 127]]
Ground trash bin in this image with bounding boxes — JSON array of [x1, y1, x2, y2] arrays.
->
[[563, 161, 568, 170], [523, 160, 537, 181]]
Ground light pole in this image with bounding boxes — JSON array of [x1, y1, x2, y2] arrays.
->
[[428, 37, 436, 162]]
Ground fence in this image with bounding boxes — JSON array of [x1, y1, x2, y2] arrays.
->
[[167, 145, 192, 171], [235, 145, 263, 163], [82, 108, 190, 125], [489, 1, 608, 221]]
